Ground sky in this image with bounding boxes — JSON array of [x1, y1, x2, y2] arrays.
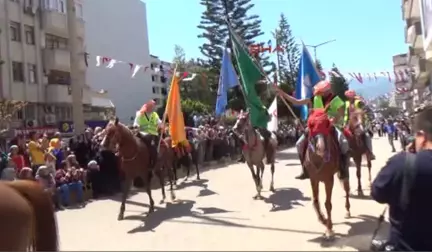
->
[[144, 0, 407, 74]]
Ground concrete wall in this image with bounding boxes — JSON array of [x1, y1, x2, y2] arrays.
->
[[83, 0, 153, 124]]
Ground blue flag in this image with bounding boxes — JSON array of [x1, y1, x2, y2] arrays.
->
[[295, 45, 321, 121], [215, 48, 239, 116]]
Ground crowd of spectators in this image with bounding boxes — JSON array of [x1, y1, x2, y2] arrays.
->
[[0, 115, 299, 211]]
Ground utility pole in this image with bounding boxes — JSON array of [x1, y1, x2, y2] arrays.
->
[[66, 0, 85, 134], [305, 39, 336, 61]]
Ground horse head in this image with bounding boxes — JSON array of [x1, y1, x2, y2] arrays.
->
[[307, 108, 332, 159], [101, 117, 132, 151], [349, 108, 365, 137], [233, 111, 251, 135]]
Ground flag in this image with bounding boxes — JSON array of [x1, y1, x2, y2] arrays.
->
[[215, 48, 239, 116], [229, 26, 269, 128], [295, 45, 321, 121], [267, 98, 278, 132], [165, 75, 187, 147]]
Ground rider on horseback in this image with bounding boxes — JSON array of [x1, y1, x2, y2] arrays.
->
[[277, 80, 350, 180], [344, 89, 375, 160], [133, 99, 164, 168]]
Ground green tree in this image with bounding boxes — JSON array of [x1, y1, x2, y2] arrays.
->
[[315, 59, 323, 72], [273, 13, 300, 89], [197, 0, 272, 111], [329, 64, 349, 100]]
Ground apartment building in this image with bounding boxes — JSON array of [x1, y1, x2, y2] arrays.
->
[[402, 0, 432, 109], [83, 0, 154, 124], [150, 54, 172, 109], [0, 0, 113, 136], [392, 53, 413, 109]]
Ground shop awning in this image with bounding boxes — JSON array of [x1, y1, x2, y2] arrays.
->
[[91, 96, 115, 108]]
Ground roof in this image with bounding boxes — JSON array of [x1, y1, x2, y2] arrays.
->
[[91, 96, 115, 108]]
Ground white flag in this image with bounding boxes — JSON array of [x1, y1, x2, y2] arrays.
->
[[267, 98, 278, 132]]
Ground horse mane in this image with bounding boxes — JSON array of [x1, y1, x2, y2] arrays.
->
[[111, 120, 136, 142]]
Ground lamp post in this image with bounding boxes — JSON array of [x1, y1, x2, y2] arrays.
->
[[305, 39, 336, 60]]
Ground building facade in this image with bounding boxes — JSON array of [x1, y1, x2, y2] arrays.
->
[[0, 0, 112, 135], [83, 0, 154, 124], [392, 53, 413, 109], [149, 54, 172, 109], [402, 0, 432, 109]]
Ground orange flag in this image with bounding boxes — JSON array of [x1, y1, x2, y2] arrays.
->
[[165, 75, 187, 147]]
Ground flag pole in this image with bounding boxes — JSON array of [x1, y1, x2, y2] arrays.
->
[[157, 64, 178, 153], [225, 19, 303, 129]]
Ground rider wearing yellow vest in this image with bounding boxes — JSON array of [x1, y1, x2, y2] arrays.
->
[[277, 80, 350, 180], [133, 99, 163, 168], [344, 90, 375, 160]]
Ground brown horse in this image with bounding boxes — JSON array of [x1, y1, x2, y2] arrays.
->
[[346, 108, 372, 196], [102, 118, 176, 220], [0, 180, 58, 251], [233, 111, 277, 199], [304, 108, 351, 240]]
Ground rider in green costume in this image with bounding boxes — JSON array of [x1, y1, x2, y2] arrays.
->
[[277, 80, 350, 180]]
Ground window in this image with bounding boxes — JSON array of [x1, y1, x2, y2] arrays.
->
[[10, 22, 21, 42], [24, 25, 35, 45], [59, 0, 65, 13], [151, 75, 156, 82], [154, 98, 161, 105], [45, 34, 68, 49], [12, 62, 24, 82], [65, 106, 72, 120], [150, 64, 155, 70], [25, 104, 36, 119], [152, 86, 160, 94], [47, 70, 70, 85], [75, 3, 83, 18], [161, 88, 167, 96], [161, 76, 167, 83], [28, 64, 37, 83]]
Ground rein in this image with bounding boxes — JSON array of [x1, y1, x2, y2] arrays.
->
[[242, 125, 258, 151]]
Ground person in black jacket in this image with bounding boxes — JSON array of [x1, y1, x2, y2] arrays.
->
[[371, 106, 432, 251]]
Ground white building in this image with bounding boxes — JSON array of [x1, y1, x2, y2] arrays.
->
[[149, 54, 172, 109], [402, 0, 432, 108], [0, 0, 113, 135], [83, 0, 154, 123]]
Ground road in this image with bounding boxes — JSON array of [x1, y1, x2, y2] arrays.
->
[[57, 136, 397, 251]]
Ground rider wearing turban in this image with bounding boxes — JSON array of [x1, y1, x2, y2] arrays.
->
[[344, 89, 375, 159], [133, 99, 163, 168], [277, 80, 350, 180]]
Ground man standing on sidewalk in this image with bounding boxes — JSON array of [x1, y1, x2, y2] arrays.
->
[[385, 119, 397, 152]]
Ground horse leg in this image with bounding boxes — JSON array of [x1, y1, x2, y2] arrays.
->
[[355, 157, 364, 196], [145, 171, 155, 215], [247, 162, 260, 199], [367, 156, 372, 188], [256, 162, 264, 199], [340, 177, 351, 218], [172, 161, 178, 186], [194, 155, 201, 180], [269, 162, 275, 192], [323, 178, 335, 240], [167, 162, 177, 201], [118, 178, 132, 220], [155, 168, 166, 204], [310, 178, 326, 226], [184, 156, 191, 182]]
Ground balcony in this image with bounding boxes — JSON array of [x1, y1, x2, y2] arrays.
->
[[402, 0, 421, 21], [45, 84, 91, 104], [406, 21, 423, 49], [410, 57, 431, 89], [43, 49, 86, 72], [41, 10, 85, 39]]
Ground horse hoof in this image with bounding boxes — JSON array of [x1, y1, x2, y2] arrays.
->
[[117, 214, 124, 221], [183, 178, 189, 182], [196, 176, 201, 180], [253, 195, 258, 200], [357, 190, 364, 196], [345, 212, 351, 219], [324, 230, 335, 241], [269, 186, 275, 192], [159, 199, 165, 204]]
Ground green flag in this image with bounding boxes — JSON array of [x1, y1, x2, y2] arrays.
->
[[230, 29, 269, 128]]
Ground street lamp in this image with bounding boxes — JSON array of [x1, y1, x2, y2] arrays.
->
[[306, 39, 336, 60]]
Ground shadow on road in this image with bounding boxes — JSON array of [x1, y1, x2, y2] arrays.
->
[[308, 214, 389, 251], [174, 179, 217, 197], [276, 152, 299, 161], [263, 187, 310, 212]]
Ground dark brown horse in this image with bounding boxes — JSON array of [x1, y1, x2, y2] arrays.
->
[[346, 108, 372, 196], [233, 111, 277, 199], [168, 138, 200, 184], [102, 118, 176, 220], [0, 180, 58, 251], [304, 108, 351, 240]]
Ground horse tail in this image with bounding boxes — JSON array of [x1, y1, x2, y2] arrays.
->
[[8, 180, 59, 251]]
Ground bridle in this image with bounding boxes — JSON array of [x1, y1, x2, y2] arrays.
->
[[107, 125, 139, 162]]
